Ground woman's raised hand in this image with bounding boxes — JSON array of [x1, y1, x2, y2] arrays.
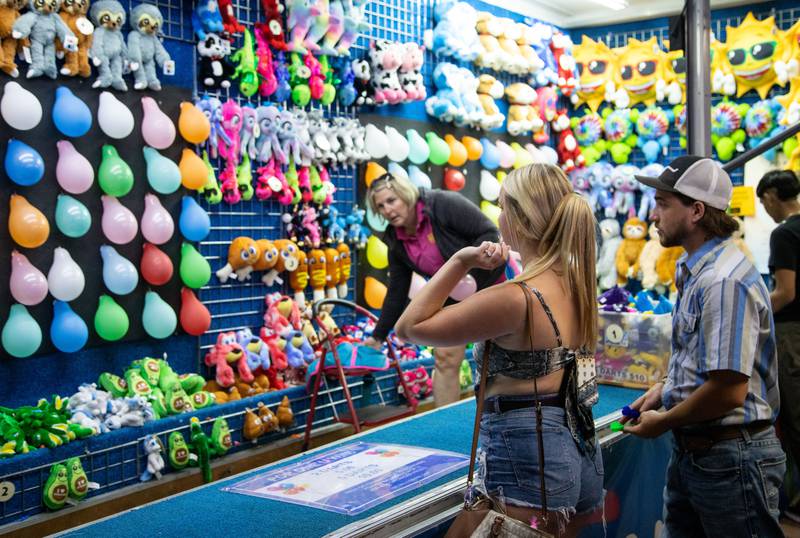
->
[[455, 241, 510, 271]]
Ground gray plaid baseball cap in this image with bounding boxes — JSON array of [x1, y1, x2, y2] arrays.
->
[[634, 155, 732, 210]]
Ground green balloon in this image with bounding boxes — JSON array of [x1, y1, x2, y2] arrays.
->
[[55, 194, 91, 238], [98, 145, 134, 197], [180, 242, 211, 289], [2, 303, 42, 358], [426, 132, 451, 166], [784, 137, 799, 159], [94, 294, 129, 341], [142, 291, 177, 339]]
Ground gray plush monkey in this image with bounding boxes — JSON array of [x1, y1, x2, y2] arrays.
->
[[89, 0, 132, 90], [127, 3, 170, 91], [12, 0, 75, 79]]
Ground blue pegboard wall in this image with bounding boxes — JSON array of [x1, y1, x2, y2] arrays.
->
[[570, 0, 800, 187]]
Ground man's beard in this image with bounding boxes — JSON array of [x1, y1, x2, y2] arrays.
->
[[658, 221, 688, 248]]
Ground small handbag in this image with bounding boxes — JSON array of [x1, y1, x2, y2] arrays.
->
[[575, 349, 599, 407], [445, 282, 555, 538]]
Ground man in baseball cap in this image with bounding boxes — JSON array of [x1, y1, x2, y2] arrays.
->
[[622, 155, 784, 536]]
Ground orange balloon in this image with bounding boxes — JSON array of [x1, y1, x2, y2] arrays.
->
[[9, 194, 49, 248], [364, 276, 387, 309], [462, 136, 483, 161], [445, 134, 468, 167], [179, 149, 207, 190], [364, 162, 388, 187], [178, 102, 210, 144]]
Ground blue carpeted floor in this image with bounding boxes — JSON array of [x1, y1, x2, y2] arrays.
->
[[59, 385, 642, 537]]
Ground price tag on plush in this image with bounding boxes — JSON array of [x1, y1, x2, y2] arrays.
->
[[163, 60, 175, 76]]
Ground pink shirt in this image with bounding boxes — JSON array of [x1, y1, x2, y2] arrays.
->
[[396, 201, 446, 277]]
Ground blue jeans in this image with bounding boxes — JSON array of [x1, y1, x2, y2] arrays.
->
[[663, 426, 786, 538], [475, 398, 604, 517]]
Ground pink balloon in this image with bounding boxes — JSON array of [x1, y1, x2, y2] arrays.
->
[[10, 250, 48, 305], [495, 141, 517, 169], [407, 272, 427, 300], [101, 195, 138, 244], [449, 274, 477, 301], [56, 140, 94, 194], [141, 97, 176, 150], [141, 193, 174, 245]]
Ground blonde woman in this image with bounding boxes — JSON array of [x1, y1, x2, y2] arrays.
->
[[365, 173, 505, 406], [396, 164, 603, 535]]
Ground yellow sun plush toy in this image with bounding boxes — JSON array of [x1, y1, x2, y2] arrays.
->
[[724, 12, 789, 99], [659, 40, 685, 104], [711, 37, 736, 96], [572, 35, 617, 112], [776, 75, 800, 126], [775, 18, 800, 85], [615, 37, 667, 108]]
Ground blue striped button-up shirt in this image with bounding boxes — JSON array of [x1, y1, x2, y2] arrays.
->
[[662, 237, 779, 426]]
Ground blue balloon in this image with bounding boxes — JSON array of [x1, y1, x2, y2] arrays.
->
[[179, 196, 210, 241], [100, 245, 139, 295], [52, 86, 92, 138], [479, 138, 500, 171], [5, 139, 44, 186], [50, 300, 88, 353]]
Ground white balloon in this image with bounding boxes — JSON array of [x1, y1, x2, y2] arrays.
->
[[387, 162, 409, 182], [408, 165, 432, 189], [525, 143, 546, 163], [408, 272, 427, 299], [98, 91, 134, 139], [539, 145, 559, 166], [479, 170, 501, 201], [1, 82, 42, 131], [364, 124, 389, 160], [385, 126, 410, 162], [47, 247, 86, 301]]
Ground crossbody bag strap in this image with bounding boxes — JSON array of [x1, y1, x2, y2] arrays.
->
[[515, 281, 549, 525], [466, 339, 491, 487]]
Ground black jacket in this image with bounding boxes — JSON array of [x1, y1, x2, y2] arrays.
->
[[372, 188, 503, 340]]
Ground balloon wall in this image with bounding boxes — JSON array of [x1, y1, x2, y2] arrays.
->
[[0, 78, 193, 356]]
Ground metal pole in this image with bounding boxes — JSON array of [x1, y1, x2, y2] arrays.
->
[[686, 0, 711, 157]]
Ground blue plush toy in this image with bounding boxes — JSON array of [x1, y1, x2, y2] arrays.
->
[[587, 161, 614, 216], [273, 51, 292, 103], [745, 98, 784, 162], [192, 0, 224, 41], [425, 63, 464, 124], [335, 57, 357, 107], [346, 204, 370, 249], [635, 106, 672, 164], [430, 0, 480, 61], [322, 206, 346, 244], [637, 163, 663, 221], [530, 22, 558, 87], [237, 327, 270, 373]]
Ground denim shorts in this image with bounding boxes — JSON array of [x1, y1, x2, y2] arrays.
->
[[475, 395, 604, 516]]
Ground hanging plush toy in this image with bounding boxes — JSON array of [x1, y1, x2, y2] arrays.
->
[[87, 0, 129, 90], [637, 163, 663, 221], [656, 244, 684, 292], [723, 12, 789, 99], [204, 332, 253, 387], [588, 161, 614, 216], [615, 217, 647, 285], [216, 236, 260, 283], [550, 32, 577, 97], [659, 43, 685, 104], [286, 0, 313, 53], [337, 242, 351, 298], [474, 11, 503, 70], [505, 82, 539, 136], [12, 0, 76, 79], [610, 164, 639, 218], [777, 19, 800, 85], [711, 99, 749, 162], [231, 28, 259, 97], [319, 0, 343, 55], [602, 108, 638, 164], [430, 0, 480, 61], [597, 218, 622, 291], [56, 0, 92, 78], [571, 35, 616, 112], [744, 98, 783, 161], [217, 0, 243, 35], [0, 0, 26, 78], [635, 106, 671, 164], [571, 111, 606, 166], [258, 0, 286, 51], [614, 37, 667, 108], [399, 42, 425, 102], [289, 249, 308, 307], [475, 74, 504, 130], [711, 37, 736, 96], [335, 0, 369, 56], [196, 32, 233, 89], [639, 222, 664, 291], [307, 248, 327, 302], [191, 0, 223, 40], [777, 75, 800, 130], [370, 39, 406, 105], [127, 3, 171, 91]]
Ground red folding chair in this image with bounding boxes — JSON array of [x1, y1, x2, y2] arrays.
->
[[302, 298, 418, 451]]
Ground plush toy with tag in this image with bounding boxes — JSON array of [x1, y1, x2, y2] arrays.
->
[[13, 0, 76, 79], [127, 3, 170, 90], [615, 217, 648, 285], [86, 0, 128, 89], [56, 0, 92, 77], [196, 32, 232, 89]]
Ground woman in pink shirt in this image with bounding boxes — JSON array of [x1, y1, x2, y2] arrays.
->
[[364, 173, 505, 406]]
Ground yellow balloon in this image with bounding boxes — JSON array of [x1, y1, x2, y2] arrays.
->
[[364, 276, 387, 309], [511, 142, 534, 169], [9, 194, 49, 248], [445, 134, 468, 167], [496, 171, 507, 184], [366, 235, 388, 269], [364, 162, 388, 187], [480, 200, 501, 226], [462, 136, 483, 161], [179, 149, 207, 190], [178, 102, 211, 144]]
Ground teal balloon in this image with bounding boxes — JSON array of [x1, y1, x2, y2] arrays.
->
[[5, 139, 44, 186], [142, 291, 177, 339], [2, 304, 41, 358], [50, 300, 88, 353], [366, 204, 388, 232], [143, 146, 181, 194], [179, 196, 210, 241], [101, 245, 138, 295], [407, 129, 429, 165], [52, 86, 92, 138], [55, 194, 91, 238], [408, 165, 432, 189]]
